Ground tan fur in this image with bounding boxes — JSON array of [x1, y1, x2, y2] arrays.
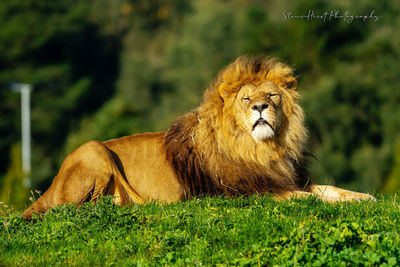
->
[[22, 56, 374, 220]]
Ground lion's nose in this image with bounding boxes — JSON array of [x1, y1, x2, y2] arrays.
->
[[252, 103, 269, 113]]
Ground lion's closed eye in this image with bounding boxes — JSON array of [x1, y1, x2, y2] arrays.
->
[[268, 93, 280, 104], [269, 94, 278, 98]]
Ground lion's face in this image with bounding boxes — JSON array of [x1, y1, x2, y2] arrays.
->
[[233, 81, 285, 142]]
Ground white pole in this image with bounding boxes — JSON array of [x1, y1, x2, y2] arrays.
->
[[21, 84, 32, 188], [11, 83, 32, 188]]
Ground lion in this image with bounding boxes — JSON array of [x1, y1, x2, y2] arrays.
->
[[22, 56, 374, 220]]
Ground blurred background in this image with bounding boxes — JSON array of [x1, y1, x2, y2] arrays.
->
[[1, 0, 399, 209]]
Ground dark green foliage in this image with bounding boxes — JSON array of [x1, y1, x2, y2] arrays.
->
[[1, 196, 399, 265], [0, 0, 121, 189], [1, 0, 400, 206]]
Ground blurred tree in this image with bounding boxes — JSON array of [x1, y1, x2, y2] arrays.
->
[[382, 139, 400, 193], [1, 0, 400, 208], [0, 143, 29, 209], [0, 0, 121, 201], [62, 0, 192, 153]]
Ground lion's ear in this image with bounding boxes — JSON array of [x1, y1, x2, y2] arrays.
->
[[284, 76, 297, 90], [218, 83, 237, 100]]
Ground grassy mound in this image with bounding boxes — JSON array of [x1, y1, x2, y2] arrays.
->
[[1, 195, 399, 266]]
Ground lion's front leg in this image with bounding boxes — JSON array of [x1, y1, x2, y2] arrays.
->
[[310, 185, 376, 202]]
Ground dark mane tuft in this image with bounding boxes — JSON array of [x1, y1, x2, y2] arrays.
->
[[163, 112, 223, 198]]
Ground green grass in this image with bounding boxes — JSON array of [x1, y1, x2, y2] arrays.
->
[[1, 195, 399, 266]]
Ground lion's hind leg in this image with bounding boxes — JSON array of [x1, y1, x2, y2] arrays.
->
[[22, 141, 118, 220]]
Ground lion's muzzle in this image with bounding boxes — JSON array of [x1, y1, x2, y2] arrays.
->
[[252, 118, 274, 131], [251, 117, 275, 141]]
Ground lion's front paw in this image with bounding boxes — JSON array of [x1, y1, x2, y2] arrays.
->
[[339, 191, 376, 202], [311, 185, 376, 203]]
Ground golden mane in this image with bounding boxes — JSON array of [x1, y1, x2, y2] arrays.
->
[[163, 56, 309, 198]]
